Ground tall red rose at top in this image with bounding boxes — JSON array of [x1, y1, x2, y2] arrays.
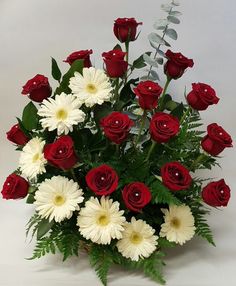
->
[[201, 123, 232, 156], [22, 74, 52, 102], [113, 18, 142, 43], [102, 49, 128, 78], [64, 49, 93, 67], [164, 50, 194, 80]]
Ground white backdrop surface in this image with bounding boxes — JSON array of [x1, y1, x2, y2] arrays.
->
[[0, 0, 236, 285]]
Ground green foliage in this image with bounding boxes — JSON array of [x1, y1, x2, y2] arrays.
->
[[51, 57, 62, 82], [132, 52, 151, 70], [22, 102, 39, 131], [151, 179, 182, 205], [113, 251, 166, 285], [37, 219, 54, 239], [89, 245, 112, 286]]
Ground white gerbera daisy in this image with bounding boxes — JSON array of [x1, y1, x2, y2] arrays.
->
[[160, 205, 196, 245], [34, 176, 84, 223], [117, 217, 158, 261], [38, 93, 85, 135], [19, 137, 47, 179], [69, 67, 112, 108], [77, 196, 125, 245]]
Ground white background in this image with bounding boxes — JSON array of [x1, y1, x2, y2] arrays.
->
[[0, 0, 236, 285]]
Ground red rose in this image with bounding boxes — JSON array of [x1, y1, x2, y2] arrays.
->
[[6, 124, 29, 145], [202, 179, 231, 207], [100, 112, 134, 144], [122, 182, 151, 212], [164, 50, 194, 79], [161, 161, 192, 191], [22, 74, 52, 102], [1, 174, 29, 200], [44, 135, 78, 170], [150, 112, 180, 143], [133, 81, 163, 110], [86, 164, 118, 196], [113, 17, 142, 43], [102, 49, 128, 78], [64, 49, 93, 67], [201, 123, 233, 156], [187, 83, 219, 111]]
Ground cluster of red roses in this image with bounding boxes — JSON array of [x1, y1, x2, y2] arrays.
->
[[2, 17, 232, 212]]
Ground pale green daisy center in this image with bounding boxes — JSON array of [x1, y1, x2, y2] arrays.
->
[[130, 232, 143, 244], [54, 195, 66, 206], [170, 217, 181, 229], [32, 153, 40, 163], [56, 108, 68, 120], [97, 213, 110, 226], [86, 83, 97, 94]]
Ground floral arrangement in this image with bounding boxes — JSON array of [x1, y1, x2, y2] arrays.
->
[[2, 1, 233, 285]]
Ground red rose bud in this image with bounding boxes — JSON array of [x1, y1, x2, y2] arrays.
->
[[201, 123, 233, 156], [150, 112, 180, 143], [202, 179, 231, 207], [122, 182, 151, 212], [6, 124, 29, 145], [102, 49, 128, 78], [134, 81, 163, 110], [86, 164, 118, 196], [64, 49, 93, 67], [100, 112, 134, 144], [164, 50, 194, 80], [161, 161, 192, 191], [113, 17, 142, 43], [44, 135, 78, 170], [1, 173, 29, 200], [22, 74, 52, 102], [187, 83, 219, 111]]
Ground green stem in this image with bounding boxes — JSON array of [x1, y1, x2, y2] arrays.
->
[[134, 110, 147, 147], [190, 154, 205, 171], [115, 144, 120, 156], [180, 106, 191, 125], [114, 78, 120, 103], [70, 169, 77, 182], [158, 77, 171, 111], [124, 41, 130, 84], [146, 141, 157, 161]]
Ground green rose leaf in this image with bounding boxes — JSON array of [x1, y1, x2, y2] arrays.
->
[[51, 57, 62, 82], [37, 219, 54, 240], [22, 102, 39, 131]]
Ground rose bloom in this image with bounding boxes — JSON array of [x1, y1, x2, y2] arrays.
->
[[164, 50, 194, 80], [201, 123, 232, 156], [1, 173, 29, 200], [64, 49, 93, 67], [187, 83, 219, 111], [113, 17, 142, 43], [22, 74, 52, 102], [102, 49, 128, 78], [202, 179, 231, 207], [161, 161, 192, 191], [6, 124, 29, 145], [122, 182, 151, 212], [100, 112, 134, 144], [86, 164, 118, 196], [44, 135, 78, 170], [150, 112, 180, 143], [133, 81, 163, 110]]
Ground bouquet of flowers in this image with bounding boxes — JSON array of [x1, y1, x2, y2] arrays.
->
[[2, 1, 233, 285]]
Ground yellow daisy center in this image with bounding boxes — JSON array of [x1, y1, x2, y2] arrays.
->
[[97, 213, 110, 226], [56, 108, 68, 120], [130, 232, 143, 244], [170, 217, 181, 229], [86, 83, 97, 94], [32, 153, 40, 163], [54, 195, 66, 206]]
